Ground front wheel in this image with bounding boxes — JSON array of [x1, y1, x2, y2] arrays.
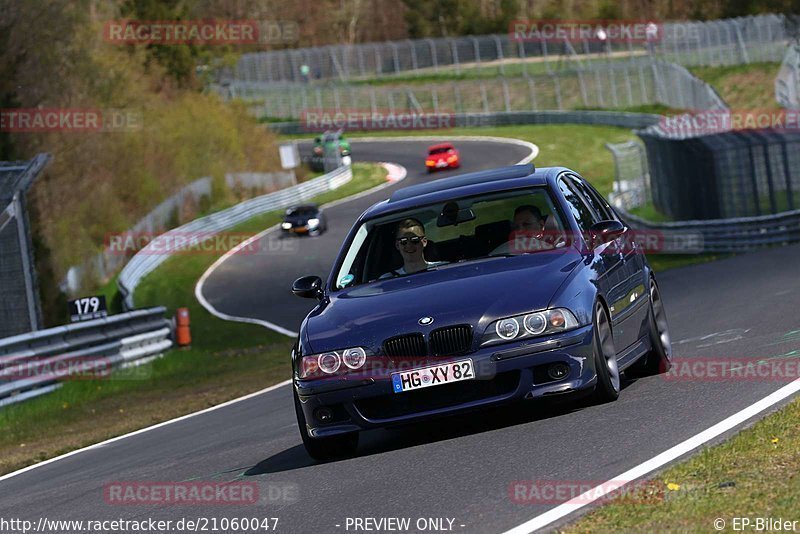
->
[[293, 388, 358, 461], [592, 302, 620, 403], [638, 279, 673, 374]]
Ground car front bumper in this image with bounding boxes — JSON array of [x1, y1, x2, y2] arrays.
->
[[295, 325, 597, 438]]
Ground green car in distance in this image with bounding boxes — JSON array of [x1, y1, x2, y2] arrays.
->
[[310, 130, 351, 172]]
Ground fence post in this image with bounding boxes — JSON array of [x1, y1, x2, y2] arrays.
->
[[426, 38, 439, 72], [471, 36, 481, 72], [527, 76, 538, 110], [390, 42, 401, 74], [406, 39, 418, 70], [451, 38, 461, 74], [493, 35, 505, 76]]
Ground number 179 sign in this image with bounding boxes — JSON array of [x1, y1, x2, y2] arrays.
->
[[68, 295, 108, 322]]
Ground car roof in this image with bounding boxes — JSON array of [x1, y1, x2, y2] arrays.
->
[[428, 142, 454, 151], [361, 165, 573, 220], [288, 204, 318, 211]]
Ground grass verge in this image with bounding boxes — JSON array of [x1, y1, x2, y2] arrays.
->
[[563, 394, 800, 533], [0, 163, 388, 476], [690, 62, 782, 111]]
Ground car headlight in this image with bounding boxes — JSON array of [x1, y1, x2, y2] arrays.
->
[[299, 347, 369, 378], [307, 218, 320, 228], [483, 308, 579, 345], [281, 222, 292, 229]]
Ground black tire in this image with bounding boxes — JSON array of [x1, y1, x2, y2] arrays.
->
[[638, 278, 673, 375], [592, 302, 620, 403], [293, 388, 358, 461]]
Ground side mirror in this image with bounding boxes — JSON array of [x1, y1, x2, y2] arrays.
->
[[589, 220, 626, 248], [292, 275, 323, 299]]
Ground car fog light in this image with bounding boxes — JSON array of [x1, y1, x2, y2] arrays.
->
[[318, 352, 341, 374], [314, 407, 333, 422], [496, 318, 520, 339], [548, 363, 570, 380]]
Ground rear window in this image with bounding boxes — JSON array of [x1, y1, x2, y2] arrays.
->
[[428, 146, 452, 155]]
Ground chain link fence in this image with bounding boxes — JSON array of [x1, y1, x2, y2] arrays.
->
[[0, 155, 50, 338], [229, 57, 725, 120], [227, 14, 786, 84]]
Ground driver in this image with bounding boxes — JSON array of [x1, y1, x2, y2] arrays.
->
[[512, 205, 546, 236], [381, 218, 439, 278]]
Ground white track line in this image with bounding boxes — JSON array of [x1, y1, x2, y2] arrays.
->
[[196, 135, 537, 338], [0, 379, 292, 483], [503, 377, 800, 534]]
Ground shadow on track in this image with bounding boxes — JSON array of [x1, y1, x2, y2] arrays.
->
[[242, 380, 635, 476]]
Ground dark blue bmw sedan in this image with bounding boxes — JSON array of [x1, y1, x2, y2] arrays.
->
[[291, 164, 672, 461]]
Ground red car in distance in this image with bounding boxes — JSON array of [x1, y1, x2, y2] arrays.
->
[[425, 143, 460, 173]]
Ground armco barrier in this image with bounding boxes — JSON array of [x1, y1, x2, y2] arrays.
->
[[0, 307, 171, 407], [616, 206, 800, 254], [267, 110, 661, 134], [117, 164, 353, 309]]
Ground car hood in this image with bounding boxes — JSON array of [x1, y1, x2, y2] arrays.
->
[[304, 251, 582, 352]]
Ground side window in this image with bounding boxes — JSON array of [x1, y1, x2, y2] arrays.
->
[[558, 177, 597, 231], [574, 177, 615, 222]]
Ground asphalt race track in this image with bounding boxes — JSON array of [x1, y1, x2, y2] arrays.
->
[[2, 138, 800, 533], [201, 138, 535, 329]]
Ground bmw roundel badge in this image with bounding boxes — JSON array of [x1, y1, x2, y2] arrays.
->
[[418, 316, 434, 326]]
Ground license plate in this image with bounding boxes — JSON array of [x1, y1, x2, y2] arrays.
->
[[392, 359, 474, 393], [436, 161, 448, 167]]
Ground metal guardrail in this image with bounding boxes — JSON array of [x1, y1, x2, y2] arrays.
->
[[117, 164, 353, 309], [0, 307, 172, 407], [617, 206, 800, 254], [267, 110, 661, 134]]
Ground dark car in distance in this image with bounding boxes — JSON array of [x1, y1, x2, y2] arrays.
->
[[291, 164, 672, 461], [281, 204, 327, 236]]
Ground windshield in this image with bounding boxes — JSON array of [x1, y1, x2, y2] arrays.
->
[[287, 207, 316, 217], [333, 187, 568, 290], [428, 146, 452, 155]]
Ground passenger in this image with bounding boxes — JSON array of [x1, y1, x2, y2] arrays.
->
[[381, 218, 439, 278]]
